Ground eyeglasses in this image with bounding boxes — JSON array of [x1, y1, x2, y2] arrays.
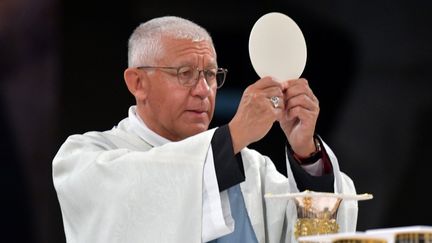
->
[[137, 65, 228, 88]]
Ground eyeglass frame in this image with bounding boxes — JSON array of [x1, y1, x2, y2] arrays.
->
[[136, 65, 228, 89]]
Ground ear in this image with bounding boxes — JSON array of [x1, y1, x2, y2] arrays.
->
[[124, 68, 148, 100]]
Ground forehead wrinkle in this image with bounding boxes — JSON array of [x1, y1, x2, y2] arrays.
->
[[161, 39, 217, 66]]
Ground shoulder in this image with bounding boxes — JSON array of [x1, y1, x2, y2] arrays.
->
[[58, 117, 144, 152], [58, 130, 121, 154]]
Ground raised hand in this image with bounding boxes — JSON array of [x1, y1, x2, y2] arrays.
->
[[278, 78, 319, 158], [229, 77, 284, 153]]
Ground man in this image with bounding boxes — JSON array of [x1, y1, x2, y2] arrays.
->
[[53, 16, 357, 243]]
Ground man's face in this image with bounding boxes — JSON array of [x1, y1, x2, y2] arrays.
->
[[138, 38, 218, 141]]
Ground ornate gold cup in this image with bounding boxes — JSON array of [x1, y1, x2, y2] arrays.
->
[[293, 193, 342, 238], [265, 190, 373, 240]]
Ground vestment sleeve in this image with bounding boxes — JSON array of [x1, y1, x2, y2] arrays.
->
[[211, 124, 245, 191], [286, 149, 334, 192]]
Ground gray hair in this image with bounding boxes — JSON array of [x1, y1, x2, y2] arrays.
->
[[127, 16, 216, 67]]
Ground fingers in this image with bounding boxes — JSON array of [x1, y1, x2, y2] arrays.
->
[[281, 78, 319, 120], [285, 104, 319, 123], [243, 77, 285, 110], [230, 78, 286, 151], [255, 76, 284, 90], [283, 79, 316, 102], [283, 78, 318, 106], [284, 92, 318, 112], [265, 86, 285, 100]]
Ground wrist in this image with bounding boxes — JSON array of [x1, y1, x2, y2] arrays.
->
[[228, 121, 245, 154], [293, 136, 322, 165], [292, 137, 318, 158]]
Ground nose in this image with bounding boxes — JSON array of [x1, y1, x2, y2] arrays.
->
[[191, 71, 211, 98]]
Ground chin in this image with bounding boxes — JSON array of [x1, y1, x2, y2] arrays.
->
[[182, 124, 209, 138]]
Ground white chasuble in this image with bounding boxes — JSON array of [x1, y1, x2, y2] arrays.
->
[[53, 108, 358, 243]]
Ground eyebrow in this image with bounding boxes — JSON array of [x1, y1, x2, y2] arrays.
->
[[206, 63, 218, 69], [174, 63, 219, 69], [173, 57, 218, 69]]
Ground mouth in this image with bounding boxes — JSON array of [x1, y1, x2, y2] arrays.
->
[[186, 109, 207, 114], [185, 108, 209, 119]]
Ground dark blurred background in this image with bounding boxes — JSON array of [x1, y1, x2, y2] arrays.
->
[[1, 0, 431, 242]]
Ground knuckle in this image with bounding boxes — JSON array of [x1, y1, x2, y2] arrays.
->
[[290, 106, 301, 114]]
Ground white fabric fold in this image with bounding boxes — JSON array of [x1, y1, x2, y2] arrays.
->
[[202, 148, 234, 242], [129, 106, 233, 241]]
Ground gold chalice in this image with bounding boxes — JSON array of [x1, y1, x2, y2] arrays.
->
[[265, 190, 373, 239]]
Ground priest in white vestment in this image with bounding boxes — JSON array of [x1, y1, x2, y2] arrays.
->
[[53, 16, 358, 243]]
